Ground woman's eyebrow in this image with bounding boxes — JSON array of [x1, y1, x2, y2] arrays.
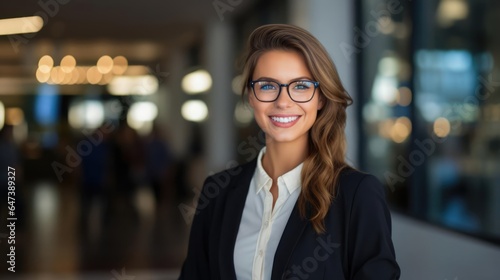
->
[[253, 76, 314, 83]]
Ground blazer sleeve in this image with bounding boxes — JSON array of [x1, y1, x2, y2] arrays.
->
[[347, 175, 401, 280], [178, 176, 214, 280]]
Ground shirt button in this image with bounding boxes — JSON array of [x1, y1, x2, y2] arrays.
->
[[259, 250, 263, 256], [264, 221, 269, 228]]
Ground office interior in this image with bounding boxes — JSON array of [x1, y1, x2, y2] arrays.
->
[[0, 0, 499, 279]]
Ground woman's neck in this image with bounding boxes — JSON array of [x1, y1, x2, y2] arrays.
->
[[262, 137, 308, 180]]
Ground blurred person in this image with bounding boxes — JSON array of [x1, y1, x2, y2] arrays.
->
[[78, 124, 112, 243], [168, 123, 207, 206], [79, 123, 146, 271], [77, 125, 113, 271], [109, 123, 144, 222], [180, 24, 400, 279], [144, 124, 173, 208]]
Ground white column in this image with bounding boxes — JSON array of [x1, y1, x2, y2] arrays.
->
[[289, 0, 359, 167], [205, 20, 236, 172]]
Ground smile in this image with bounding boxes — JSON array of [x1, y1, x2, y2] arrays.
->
[[270, 116, 299, 123]]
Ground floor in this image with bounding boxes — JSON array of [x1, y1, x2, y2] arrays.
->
[[0, 180, 190, 279]]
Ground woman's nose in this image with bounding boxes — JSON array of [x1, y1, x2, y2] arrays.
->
[[274, 87, 293, 108]]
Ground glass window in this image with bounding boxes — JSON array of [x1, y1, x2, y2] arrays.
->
[[358, 0, 500, 243]]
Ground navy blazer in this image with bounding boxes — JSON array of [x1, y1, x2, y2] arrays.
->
[[179, 158, 400, 279]]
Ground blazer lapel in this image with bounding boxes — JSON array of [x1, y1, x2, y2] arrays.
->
[[271, 202, 309, 279], [219, 159, 257, 279]]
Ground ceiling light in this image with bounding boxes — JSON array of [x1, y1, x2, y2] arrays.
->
[[36, 68, 51, 83], [181, 100, 208, 122], [0, 16, 43, 36], [60, 55, 76, 73], [38, 55, 53, 73], [182, 69, 212, 94], [127, 102, 158, 135], [50, 67, 63, 84], [97, 55, 114, 74], [87, 66, 102, 84], [112, 56, 128, 75], [107, 75, 158, 95], [68, 100, 104, 130], [127, 102, 158, 125]]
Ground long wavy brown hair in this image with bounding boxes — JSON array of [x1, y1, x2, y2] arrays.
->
[[240, 24, 353, 234]]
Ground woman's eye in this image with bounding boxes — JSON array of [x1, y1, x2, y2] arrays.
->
[[260, 83, 276, 90], [294, 82, 311, 90]]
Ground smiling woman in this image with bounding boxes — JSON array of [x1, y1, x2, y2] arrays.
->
[[248, 50, 323, 145], [179, 24, 400, 280]]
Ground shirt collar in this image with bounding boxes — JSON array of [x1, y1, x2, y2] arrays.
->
[[254, 147, 303, 195]]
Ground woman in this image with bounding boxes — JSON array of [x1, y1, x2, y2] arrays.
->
[[179, 24, 400, 280]]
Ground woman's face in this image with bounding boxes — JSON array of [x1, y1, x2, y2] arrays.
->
[[249, 50, 323, 146]]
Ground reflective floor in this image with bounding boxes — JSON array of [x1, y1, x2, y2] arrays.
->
[[0, 180, 189, 278]]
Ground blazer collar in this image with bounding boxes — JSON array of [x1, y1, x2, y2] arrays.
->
[[218, 157, 309, 280], [271, 202, 309, 279]]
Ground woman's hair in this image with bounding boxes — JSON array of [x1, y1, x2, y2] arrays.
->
[[240, 24, 353, 234]]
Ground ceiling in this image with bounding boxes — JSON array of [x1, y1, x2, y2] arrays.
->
[[0, 0, 258, 40], [0, 0, 257, 81]]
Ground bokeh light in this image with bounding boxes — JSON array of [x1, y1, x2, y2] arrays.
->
[[234, 101, 253, 125], [5, 107, 24, 126], [433, 117, 451, 138], [97, 55, 114, 74], [127, 101, 159, 136], [112, 56, 128, 75], [36, 68, 51, 83], [38, 55, 54, 73], [87, 66, 103, 84], [181, 69, 212, 94], [68, 100, 105, 130], [181, 100, 208, 122], [60, 55, 76, 73]]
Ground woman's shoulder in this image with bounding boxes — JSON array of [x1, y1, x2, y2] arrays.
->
[[331, 168, 392, 230], [336, 167, 387, 202]]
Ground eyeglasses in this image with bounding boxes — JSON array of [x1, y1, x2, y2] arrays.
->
[[249, 79, 319, 103]]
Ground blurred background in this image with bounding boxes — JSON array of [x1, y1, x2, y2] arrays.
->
[[0, 0, 499, 279]]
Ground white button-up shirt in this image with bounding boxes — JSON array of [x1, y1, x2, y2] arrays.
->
[[234, 147, 303, 280]]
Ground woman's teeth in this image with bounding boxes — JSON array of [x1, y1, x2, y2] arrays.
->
[[271, 116, 298, 123]]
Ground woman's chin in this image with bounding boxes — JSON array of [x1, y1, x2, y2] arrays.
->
[[266, 133, 306, 145]]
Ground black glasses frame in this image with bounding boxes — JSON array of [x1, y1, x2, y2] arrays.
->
[[249, 79, 320, 103]]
